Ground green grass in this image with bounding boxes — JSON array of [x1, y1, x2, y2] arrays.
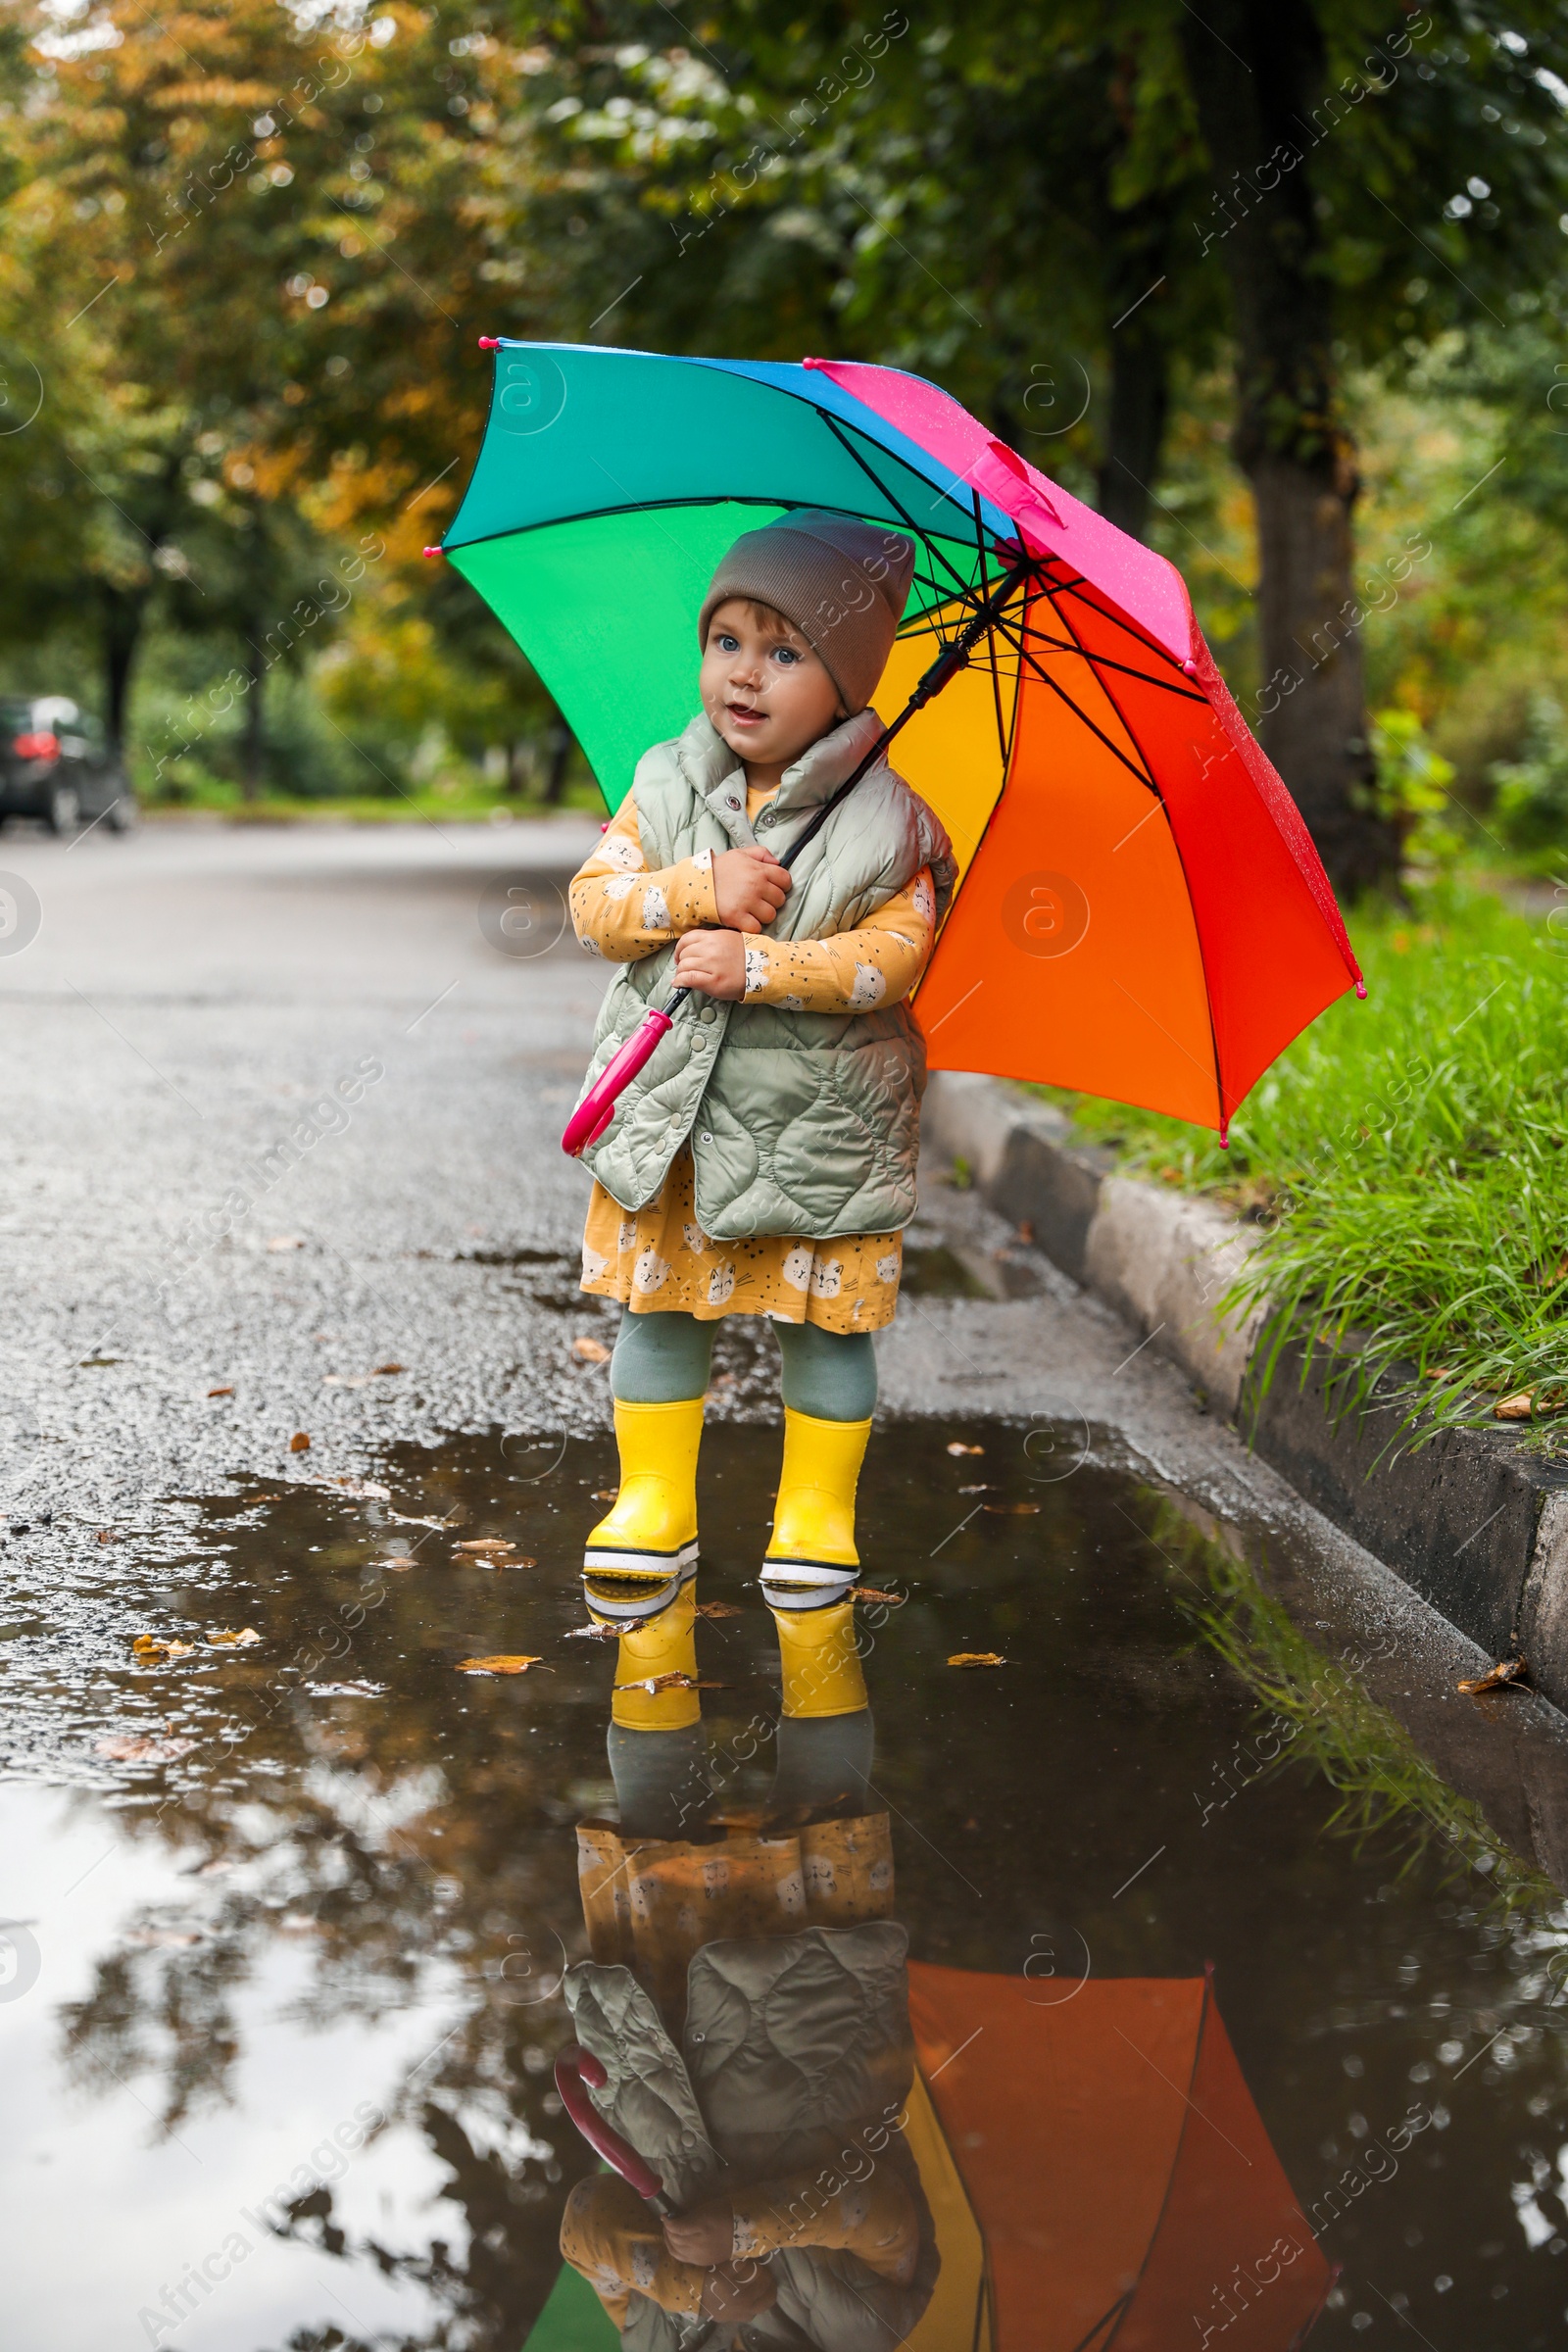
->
[[1037, 880, 1568, 1445], [138, 777, 607, 826]]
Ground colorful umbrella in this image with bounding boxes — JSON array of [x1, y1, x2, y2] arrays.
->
[[434, 343, 1363, 1145]]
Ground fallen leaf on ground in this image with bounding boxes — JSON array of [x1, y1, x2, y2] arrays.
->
[[455, 1539, 514, 1553], [207, 1385, 234, 1398], [572, 1336, 612, 1364], [614, 1671, 730, 1694], [456, 1654, 546, 1675], [132, 1635, 194, 1661], [307, 1680, 386, 1697], [948, 1652, 1006, 1669], [389, 1510, 450, 1531], [289, 1432, 311, 1452], [957, 1485, 993, 1495], [95, 1735, 196, 1762], [125, 1926, 203, 1947], [1458, 1657, 1529, 1695], [852, 1587, 905, 1606], [984, 1501, 1041, 1515], [328, 1476, 391, 1500], [373, 1362, 405, 1375], [565, 1623, 618, 1641], [696, 1601, 741, 1619], [591, 1489, 619, 1502], [267, 1236, 305, 1251], [947, 1442, 984, 1456], [207, 1627, 262, 1647], [1494, 1393, 1534, 1421], [96, 1530, 117, 1544]]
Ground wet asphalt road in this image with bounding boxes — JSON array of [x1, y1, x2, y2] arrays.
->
[[4, 813, 1567, 1816]]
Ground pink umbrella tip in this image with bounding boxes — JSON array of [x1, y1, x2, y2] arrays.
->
[[802, 355, 825, 369], [1218, 1121, 1230, 1150], [477, 335, 501, 350], [1354, 979, 1368, 999], [422, 545, 443, 560], [1182, 657, 1198, 677]]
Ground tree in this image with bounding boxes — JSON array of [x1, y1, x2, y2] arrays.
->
[[1165, 0, 1568, 891], [487, 0, 1568, 893]]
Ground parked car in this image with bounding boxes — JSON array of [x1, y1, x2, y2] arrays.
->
[[0, 696, 137, 834]]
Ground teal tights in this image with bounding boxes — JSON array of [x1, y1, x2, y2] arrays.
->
[[610, 1309, 876, 1422]]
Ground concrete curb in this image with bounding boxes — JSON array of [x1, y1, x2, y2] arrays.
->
[[923, 1071, 1568, 1705]]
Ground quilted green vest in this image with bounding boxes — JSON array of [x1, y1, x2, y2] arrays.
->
[[573, 710, 956, 1241], [564, 1925, 937, 2350]]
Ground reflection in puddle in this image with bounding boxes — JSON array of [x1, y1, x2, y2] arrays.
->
[[4, 1424, 1568, 2349]]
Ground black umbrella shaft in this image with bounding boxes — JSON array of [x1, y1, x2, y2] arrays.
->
[[663, 552, 1035, 1016]]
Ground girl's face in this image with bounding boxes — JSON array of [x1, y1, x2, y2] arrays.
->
[[700, 599, 846, 780]]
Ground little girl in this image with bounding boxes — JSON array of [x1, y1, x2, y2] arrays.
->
[[566, 510, 954, 1741]]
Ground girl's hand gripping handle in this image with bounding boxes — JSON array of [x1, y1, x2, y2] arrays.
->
[[553, 2045, 674, 2213], [561, 1005, 675, 1156]]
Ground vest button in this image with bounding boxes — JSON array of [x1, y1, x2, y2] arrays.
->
[[699, 1005, 717, 1024], [759, 808, 774, 826]]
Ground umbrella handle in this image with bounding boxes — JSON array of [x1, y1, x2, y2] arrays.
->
[[562, 1004, 678, 1157], [554, 2044, 676, 2214]]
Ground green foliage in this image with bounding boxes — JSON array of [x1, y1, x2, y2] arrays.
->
[[1370, 708, 1461, 867], [1489, 694, 1568, 859], [1042, 887, 1568, 1442]]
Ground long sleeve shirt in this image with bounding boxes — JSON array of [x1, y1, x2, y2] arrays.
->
[[569, 783, 936, 1014]]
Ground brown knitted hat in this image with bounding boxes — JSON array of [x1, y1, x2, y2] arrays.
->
[[698, 510, 917, 714]]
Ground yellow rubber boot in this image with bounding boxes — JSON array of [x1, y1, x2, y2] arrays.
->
[[611, 1584, 700, 1731], [762, 1408, 871, 1594], [584, 1397, 703, 1617], [772, 1597, 867, 1720]]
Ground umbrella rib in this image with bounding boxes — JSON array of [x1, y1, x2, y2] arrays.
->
[[1051, 575, 1194, 676], [983, 610, 1157, 792], [1027, 632, 1207, 702], [1066, 2293, 1133, 2352], [974, 489, 1013, 773], [441, 491, 820, 558], [814, 410, 995, 608], [988, 589, 1201, 702]]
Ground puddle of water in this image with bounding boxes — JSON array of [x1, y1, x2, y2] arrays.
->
[[4, 1422, 1568, 2350], [898, 1245, 994, 1299]]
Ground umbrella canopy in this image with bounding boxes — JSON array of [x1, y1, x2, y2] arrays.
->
[[906, 1962, 1331, 2351], [439, 342, 1362, 1138]]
